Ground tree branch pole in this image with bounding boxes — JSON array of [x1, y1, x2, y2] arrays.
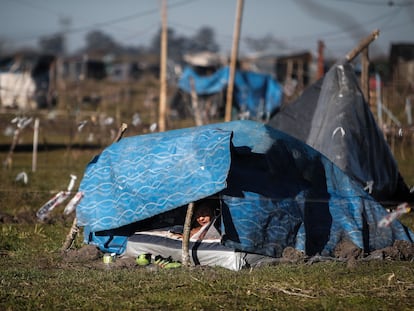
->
[[345, 29, 380, 62], [182, 202, 195, 266], [345, 29, 379, 111], [158, 0, 168, 132], [225, 0, 244, 122]]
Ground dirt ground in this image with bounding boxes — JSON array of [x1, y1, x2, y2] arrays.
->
[[57, 240, 414, 271], [3, 210, 414, 270]]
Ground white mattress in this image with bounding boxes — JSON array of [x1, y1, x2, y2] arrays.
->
[[122, 225, 247, 271]]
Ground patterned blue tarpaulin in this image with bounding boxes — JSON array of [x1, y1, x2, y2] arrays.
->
[[178, 66, 283, 118], [76, 120, 413, 256]]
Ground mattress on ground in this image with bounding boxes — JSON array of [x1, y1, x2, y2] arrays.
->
[[122, 226, 246, 271], [123, 220, 278, 271]]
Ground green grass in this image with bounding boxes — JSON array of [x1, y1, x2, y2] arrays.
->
[[1, 229, 414, 311], [1, 128, 414, 310]]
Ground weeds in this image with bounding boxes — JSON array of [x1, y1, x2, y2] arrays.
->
[[1, 128, 414, 310]]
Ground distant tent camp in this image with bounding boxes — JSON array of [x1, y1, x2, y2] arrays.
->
[[171, 65, 283, 121], [0, 53, 56, 109], [76, 120, 413, 270], [268, 61, 413, 205]]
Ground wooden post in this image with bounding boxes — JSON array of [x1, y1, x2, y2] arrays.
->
[[158, 0, 168, 132], [297, 59, 304, 92], [61, 217, 80, 251], [376, 73, 384, 127], [286, 59, 293, 85], [182, 202, 195, 266], [225, 0, 244, 122], [317, 40, 325, 79], [32, 118, 39, 172], [345, 29, 379, 62], [361, 48, 370, 104]]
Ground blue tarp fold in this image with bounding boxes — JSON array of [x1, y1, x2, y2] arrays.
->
[[77, 127, 232, 232]]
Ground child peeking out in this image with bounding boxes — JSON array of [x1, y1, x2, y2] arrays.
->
[[169, 198, 220, 240], [190, 200, 216, 238]]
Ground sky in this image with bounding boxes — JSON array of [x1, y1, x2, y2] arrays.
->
[[0, 0, 413, 59]]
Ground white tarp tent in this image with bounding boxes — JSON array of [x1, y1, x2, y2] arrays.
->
[[0, 72, 36, 109]]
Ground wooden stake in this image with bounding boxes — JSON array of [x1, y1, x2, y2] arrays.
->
[[114, 123, 128, 143], [182, 202, 195, 266], [225, 0, 244, 122], [32, 118, 39, 172], [361, 48, 370, 103], [345, 29, 379, 62], [317, 40, 325, 80], [158, 0, 168, 132], [61, 216, 80, 252]]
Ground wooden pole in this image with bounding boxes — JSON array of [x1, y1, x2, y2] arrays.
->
[[345, 29, 379, 62], [317, 40, 325, 79], [158, 0, 168, 132], [61, 216, 80, 251], [361, 48, 370, 104], [225, 0, 244, 122], [182, 202, 195, 266], [32, 118, 39, 172]]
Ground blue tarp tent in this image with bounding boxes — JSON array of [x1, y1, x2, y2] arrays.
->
[[177, 66, 283, 118], [76, 120, 413, 258]]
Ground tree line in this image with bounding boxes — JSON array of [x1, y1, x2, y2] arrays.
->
[[38, 26, 220, 63]]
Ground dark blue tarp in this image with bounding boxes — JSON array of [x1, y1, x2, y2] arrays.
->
[[178, 66, 283, 118], [268, 62, 413, 204], [76, 120, 413, 257]]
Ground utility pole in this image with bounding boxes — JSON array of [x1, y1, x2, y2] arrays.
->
[[158, 0, 168, 132], [225, 0, 244, 122]]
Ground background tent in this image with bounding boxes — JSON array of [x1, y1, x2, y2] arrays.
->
[[268, 62, 413, 204], [76, 120, 413, 260], [172, 66, 283, 120]]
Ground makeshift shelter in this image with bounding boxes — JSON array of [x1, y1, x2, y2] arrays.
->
[[268, 61, 413, 205], [0, 53, 56, 109], [171, 65, 283, 121], [76, 120, 413, 270]]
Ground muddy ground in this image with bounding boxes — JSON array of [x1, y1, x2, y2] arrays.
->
[[2, 210, 414, 271]]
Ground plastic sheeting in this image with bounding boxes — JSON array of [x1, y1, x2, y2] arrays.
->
[[76, 120, 413, 257], [268, 62, 413, 204], [77, 127, 233, 232], [178, 66, 283, 118]]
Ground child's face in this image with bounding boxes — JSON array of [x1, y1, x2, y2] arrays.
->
[[194, 206, 213, 226]]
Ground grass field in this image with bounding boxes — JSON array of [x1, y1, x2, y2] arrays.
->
[[1, 119, 414, 310]]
